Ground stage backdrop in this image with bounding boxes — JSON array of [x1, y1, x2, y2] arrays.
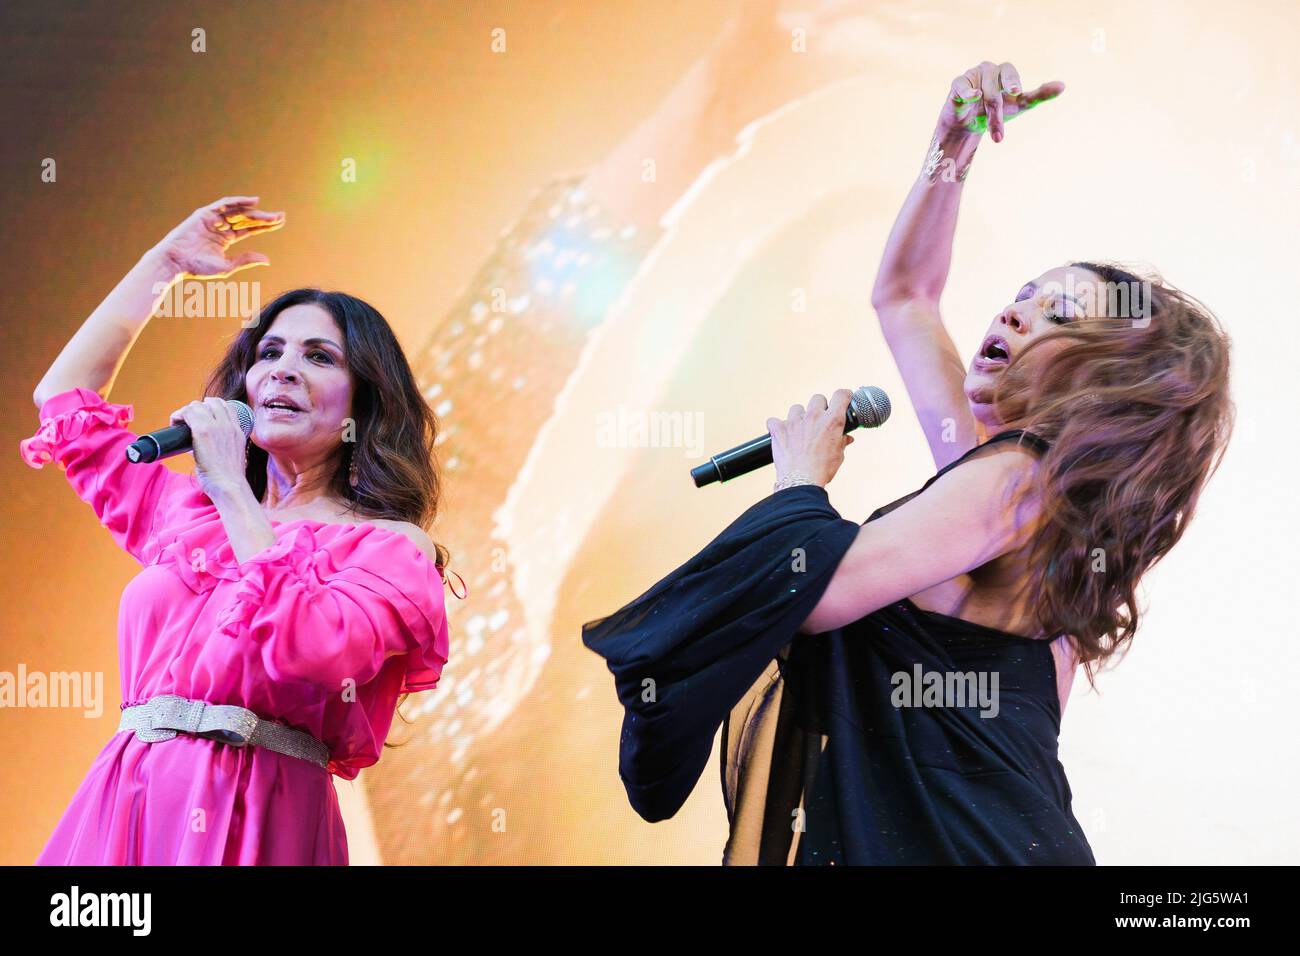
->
[[1, 0, 1296, 865]]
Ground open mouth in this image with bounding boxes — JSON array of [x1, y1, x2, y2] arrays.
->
[[262, 397, 305, 414], [976, 335, 1011, 366]]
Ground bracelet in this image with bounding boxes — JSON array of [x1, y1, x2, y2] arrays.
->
[[773, 473, 818, 493], [920, 133, 975, 185]]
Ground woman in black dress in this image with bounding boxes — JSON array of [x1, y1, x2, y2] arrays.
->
[[582, 60, 1234, 864]]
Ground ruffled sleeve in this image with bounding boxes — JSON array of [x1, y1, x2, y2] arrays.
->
[[581, 484, 860, 823], [20, 387, 191, 563], [215, 523, 450, 695]]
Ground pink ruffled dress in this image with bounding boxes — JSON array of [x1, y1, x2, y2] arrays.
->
[[22, 388, 451, 865]]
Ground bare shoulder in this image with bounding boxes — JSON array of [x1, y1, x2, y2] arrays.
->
[[364, 518, 440, 565], [934, 437, 1045, 515], [890, 439, 1045, 571]]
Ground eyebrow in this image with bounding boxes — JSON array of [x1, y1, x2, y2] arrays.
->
[[258, 334, 344, 351]]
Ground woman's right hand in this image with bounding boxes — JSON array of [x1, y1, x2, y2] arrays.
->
[[167, 397, 254, 501], [153, 196, 285, 279], [937, 61, 1064, 143]]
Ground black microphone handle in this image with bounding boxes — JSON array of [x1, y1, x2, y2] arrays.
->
[[125, 399, 254, 464], [125, 423, 193, 464], [690, 415, 859, 488]]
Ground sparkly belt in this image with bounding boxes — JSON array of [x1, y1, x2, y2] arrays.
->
[[117, 694, 330, 770]]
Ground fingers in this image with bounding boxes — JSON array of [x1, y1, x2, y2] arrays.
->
[[979, 62, 1004, 142], [226, 251, 271, 274], [767, 402, 808, 435], [171, 398, 240, 430], [206, 196, 260, 214], [999, 62, 1022, 97], [951, 69, 982, 125], [1017, 79, 1066, 111], [235, 208, 282, 222], [171, 399, 214, 428], [768, 392, 848, 434], [960, 63, 1062, 138], [226, 209, 286, 240], [205, 396, 247, 437], [201, 198, 285, 245]]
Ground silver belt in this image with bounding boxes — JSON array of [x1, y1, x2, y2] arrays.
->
[[118, 694, 330, 770]]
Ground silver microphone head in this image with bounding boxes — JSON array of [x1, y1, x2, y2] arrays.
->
[[229, 400, 255, 437], [850, 386, 891, 428]]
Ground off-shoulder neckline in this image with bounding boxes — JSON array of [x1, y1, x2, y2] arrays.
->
[[265, 516, 444, 578]]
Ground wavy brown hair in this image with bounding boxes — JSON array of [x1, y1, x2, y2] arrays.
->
[[990, 262, 1234, 688], [205, 288, 448, 567]]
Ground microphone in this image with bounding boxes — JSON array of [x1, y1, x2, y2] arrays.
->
[[690, 386, 891, 488], [125, 400, 255, 463]]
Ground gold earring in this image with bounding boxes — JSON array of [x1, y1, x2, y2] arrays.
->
[[348, 446, 359, 488]]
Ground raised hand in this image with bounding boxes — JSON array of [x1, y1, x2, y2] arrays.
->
[[154, 196, 285, 279], [937, 61, 1065, 143]]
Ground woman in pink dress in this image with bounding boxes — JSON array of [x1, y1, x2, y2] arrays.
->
[[23, 196, 455, 865]]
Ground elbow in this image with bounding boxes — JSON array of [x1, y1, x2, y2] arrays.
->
[[870, 288, 940, 314], [870, 278, 915, 311], [868, 286, 898, 313], [33, 378, 81, 410]]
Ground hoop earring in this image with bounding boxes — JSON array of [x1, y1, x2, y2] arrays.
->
[[348, 445, 359, 488]]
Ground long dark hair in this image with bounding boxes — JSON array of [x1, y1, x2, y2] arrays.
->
[[204, 288, 449, 569], [989, 262, 1234, 688]]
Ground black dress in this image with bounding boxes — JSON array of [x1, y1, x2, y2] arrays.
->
[[581, 429, 1095, 865]]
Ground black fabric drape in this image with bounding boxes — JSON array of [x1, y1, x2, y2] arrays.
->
[[582, 430, 1095, 865], [581, 483, 860, 823]]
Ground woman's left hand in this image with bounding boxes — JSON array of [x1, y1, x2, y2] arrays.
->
[[168, 397, 251, 500], [767, 390, 856, 489], [937, 61, 1065, 143]]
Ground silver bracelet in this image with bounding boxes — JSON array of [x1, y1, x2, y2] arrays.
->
[[773, 473, 818, 493], [920, 134, 974, 185]]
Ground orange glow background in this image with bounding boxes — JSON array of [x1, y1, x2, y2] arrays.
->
[[2, 0, 1297, 865]]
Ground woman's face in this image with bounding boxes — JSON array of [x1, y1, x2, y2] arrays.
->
[[964, 264, 1103, 430], [245, 303, 354, 465]]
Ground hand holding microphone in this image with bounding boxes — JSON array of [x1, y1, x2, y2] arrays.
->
[[127, 397, 255, 498], [690, 385, 890, 487], [767, 390, 859, 491]]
